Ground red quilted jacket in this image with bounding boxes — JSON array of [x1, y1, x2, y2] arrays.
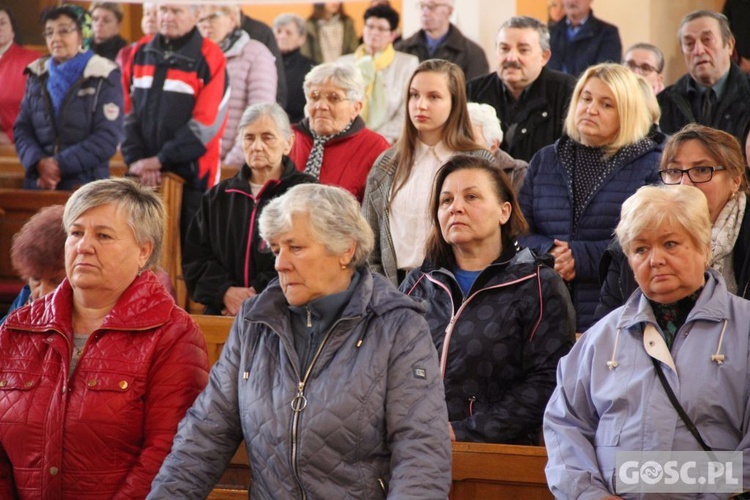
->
[[0, 271, 209, 499]]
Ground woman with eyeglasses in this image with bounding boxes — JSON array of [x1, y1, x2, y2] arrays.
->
[[337, 4, 418, 144], [289, 62, 390, 201], [596, 123, 750, 319], [13, 4, 123, 190], [196, 4, 277, 168]]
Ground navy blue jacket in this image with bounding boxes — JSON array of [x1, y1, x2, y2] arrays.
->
[[548, 11, 622, 76], [400, 246, 575, 444], [14, 54, 123, 190], [518, 134, 663, 331]]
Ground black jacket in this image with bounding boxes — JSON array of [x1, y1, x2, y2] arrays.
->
[[282, 48, 315, 124], [548, 11, 622, 76], [400, 246, 575, 444], [182, 157, 316, 313], [466, 68, 576, 162], [594, 204, 750, 321], [396, 24, 489, 81], [657, 63, 750, 144]]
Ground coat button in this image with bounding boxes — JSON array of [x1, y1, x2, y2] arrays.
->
[[24, 380, 33, 388], [0, 380, 6, 388], [521, 128, 527, 134], [87, 379, 97, 387], [118, 380, 128, 390], [50, 467, 59, 475], [542, 111, 548, 117], [649, 341, 655, 346]]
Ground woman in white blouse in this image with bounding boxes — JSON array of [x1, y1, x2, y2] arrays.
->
[[362, 59, 494, 285]]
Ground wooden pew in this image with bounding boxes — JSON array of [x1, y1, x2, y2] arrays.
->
[[190, 315, 553, 499], [0, 189, 73, 306]]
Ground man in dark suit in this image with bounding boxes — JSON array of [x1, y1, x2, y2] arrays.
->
[[548, 0, 622, 76]]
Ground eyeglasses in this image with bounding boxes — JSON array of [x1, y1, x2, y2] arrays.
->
[[307, 91, 350, 105], [197, 11, 226, 24], [364, 23, 392, 33], [43, 25, 78, 39], [623, 60, 659, 75], [417, 2, 452, 12], [659, 166, 726, 184]]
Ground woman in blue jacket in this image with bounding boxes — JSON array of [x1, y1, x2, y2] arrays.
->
[[14, 4, 123, 191], [519, 63, 663, 331]]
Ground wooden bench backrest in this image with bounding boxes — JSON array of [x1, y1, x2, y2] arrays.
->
[[188, 314, 552, 499], [0, 189, 72, 283]]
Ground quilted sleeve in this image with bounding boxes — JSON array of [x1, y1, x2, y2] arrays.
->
[[113, 311, 209, 499], [384, 308, 452, 498], [148, 310, 247, 499]]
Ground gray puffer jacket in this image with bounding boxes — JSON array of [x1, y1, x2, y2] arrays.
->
[[149, 269, 451, 500]]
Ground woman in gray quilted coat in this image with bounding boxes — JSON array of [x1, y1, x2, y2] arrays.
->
[[149, 183, 451, 499]]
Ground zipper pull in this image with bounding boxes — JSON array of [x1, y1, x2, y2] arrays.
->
[[306, 307, 312, 328], [290, 381, 307, 412]]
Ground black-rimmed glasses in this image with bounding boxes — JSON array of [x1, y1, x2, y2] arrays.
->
[[659, 166, 726, 184]]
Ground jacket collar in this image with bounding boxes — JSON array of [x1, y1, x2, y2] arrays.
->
[[227, 155, 301, 195], [406, 24, 466, 52], [26, 53, 117, 79], [4, 271, 176, 335], [617, 269, 729, 331], [295, 115, 366, 142]]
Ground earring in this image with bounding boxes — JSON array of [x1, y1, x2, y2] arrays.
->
[[340, 263, 347, 270]]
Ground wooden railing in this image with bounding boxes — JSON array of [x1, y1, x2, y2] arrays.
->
[[190, 314, 553, 500]]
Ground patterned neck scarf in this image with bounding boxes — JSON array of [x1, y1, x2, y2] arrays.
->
[[649, 287, 702, 350], [710, 191, 746, 294], [355, 43, 395, 131], [219, 28, 244, 53], [304, 119, 354, 179]]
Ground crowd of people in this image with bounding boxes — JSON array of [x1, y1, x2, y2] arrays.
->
[[3, 0, 750, 498]]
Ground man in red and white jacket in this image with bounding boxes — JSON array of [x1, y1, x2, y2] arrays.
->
[[122, 3, 228, 237]]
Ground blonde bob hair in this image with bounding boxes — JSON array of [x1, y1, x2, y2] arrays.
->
[[616, 184, 712, 262], [564, 63, 652, 155], [258, 184, 375, 269], [63, 177, 165, 270]]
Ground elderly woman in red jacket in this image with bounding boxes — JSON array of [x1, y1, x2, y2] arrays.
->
[[0, 178, 209, 499], [289, 61, 389, 201]]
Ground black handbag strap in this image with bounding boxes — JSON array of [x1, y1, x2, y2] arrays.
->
[[651, 357, 712, 452]]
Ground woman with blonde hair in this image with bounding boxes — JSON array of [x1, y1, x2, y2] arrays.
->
[[519, 63, 665, 331], [362, 59, 494, 285]]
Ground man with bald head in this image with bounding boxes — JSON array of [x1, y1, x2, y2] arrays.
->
[[122, 3, 228, 238], [396, 0, 488, 80], [658, 10, 750, 143], [467, 16, 575, 162]]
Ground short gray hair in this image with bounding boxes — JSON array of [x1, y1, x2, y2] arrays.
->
[[258, 184, 374, 269], [237, 102, 293, 141], [303, 62, 365, 102], [467, 102, 503, 146], [616, 185, 711, 260], [273, 12, 306, 36], [625, 42, 665, 73], [498, 16, 550, 53], [63, 178, 165, 269], [678, 10, 734, 47]]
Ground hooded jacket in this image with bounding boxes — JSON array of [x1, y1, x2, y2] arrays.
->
[[148, 269, 452, 499], [182, 157, 316, 313], [544, 269, 750, 499], [400, 246, 575, 444], [519, 133, 664, 331], [14, 54, 123, 190], [0, 271, 209, 499]]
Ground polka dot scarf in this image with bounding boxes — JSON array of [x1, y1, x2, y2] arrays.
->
[[558, 136, 654, 230]]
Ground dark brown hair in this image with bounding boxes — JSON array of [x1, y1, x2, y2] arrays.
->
[[425, 155, 528, 269], [660, 123, 748, 192], [11, 205, 66, 280]]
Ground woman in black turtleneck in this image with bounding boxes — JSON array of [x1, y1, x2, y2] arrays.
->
[[89, 2, 127, 62]]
